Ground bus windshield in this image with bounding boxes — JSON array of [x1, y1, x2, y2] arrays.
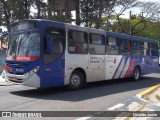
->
[[7, 32, 40, 62]]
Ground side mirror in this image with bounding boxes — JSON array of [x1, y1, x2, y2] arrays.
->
[[0, 33, 8, 50]]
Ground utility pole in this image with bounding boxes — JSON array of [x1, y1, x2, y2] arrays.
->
[[129, 10, 132, 35]]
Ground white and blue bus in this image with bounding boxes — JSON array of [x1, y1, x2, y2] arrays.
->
[[1, 19, 159, 89]]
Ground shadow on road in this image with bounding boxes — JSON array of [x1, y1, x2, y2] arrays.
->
[[10, 76, 160, 102]]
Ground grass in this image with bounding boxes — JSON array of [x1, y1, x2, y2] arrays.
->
[[156, 95, 160, 101], [143, 95, 150, 101]]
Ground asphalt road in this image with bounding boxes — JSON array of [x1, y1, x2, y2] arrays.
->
[[0, 73, 159, 120]]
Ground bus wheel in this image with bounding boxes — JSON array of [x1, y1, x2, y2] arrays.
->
[[133, 67, 141, 81], [68, 71, 84, 90]]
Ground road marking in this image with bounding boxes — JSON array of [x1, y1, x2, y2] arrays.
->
[[75, 117, 91, 120], [155, 103, 160, 106], [127, 102, 141, 111], [137, 84, 160, 97], [108, 103, 124, 110], [136, 95, 148, 102]]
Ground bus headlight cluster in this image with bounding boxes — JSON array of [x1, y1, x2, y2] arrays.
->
[[25, 66, 40, 77], [32, 66, 40, 73]]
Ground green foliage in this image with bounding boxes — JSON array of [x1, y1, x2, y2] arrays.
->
[[156, 95, 160, 101], [48, 15, 72, 23], [102, 15, 160, 41], [135, 21, 160, 40]]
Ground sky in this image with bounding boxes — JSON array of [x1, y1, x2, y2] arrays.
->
[[118, 0, 160, 18]]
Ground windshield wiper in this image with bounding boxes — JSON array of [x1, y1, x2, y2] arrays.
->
[[17, 32, 30, 55]]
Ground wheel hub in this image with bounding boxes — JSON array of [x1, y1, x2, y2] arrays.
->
[[71, 74, 80, 86]]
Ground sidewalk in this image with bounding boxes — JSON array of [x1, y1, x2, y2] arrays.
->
[[108, 84, 160, 120], [148, 87, 160, 103]]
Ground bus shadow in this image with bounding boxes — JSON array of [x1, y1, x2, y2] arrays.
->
[[10, 76, 160, 102]]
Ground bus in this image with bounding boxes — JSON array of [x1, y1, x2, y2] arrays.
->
[[1, 19, 159, 90]]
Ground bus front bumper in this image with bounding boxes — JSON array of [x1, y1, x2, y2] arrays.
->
[[5, 71, 40, 88]]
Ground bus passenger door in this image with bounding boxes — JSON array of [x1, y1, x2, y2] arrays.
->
[[41, 27, 66, 88]]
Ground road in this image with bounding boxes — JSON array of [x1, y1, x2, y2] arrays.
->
[[0, 73, 159, 119]]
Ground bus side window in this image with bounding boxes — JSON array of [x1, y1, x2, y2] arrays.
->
[[44, 27, 65, 65], [68, 30, 88, 54], [120, 39, 131, 55], [89, 33, 105, 55], [149, 43, 159, 57], [106, 36, 119, 55], [132, 41, 140, 55]]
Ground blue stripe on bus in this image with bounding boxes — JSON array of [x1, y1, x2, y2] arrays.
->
[[119, 56, 129, 78]]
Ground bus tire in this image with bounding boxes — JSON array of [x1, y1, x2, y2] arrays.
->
[[67, 71, 85, 90], [132, 66, 141, 81]]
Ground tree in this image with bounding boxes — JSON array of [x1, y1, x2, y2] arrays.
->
[[8, 0, 31, 20], [130, 2, 160, 35], [75, 0, 80, 25], [109, 0, 138, 34], [31, 0, 46, 18], [135, 21, 160, 40], [0, 0, 33, 29], [0, 0, 11, 29], [80, 0, 115, 28]]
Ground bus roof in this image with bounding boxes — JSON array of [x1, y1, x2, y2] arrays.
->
[[106, 31, 158, 43], [10, 19, 159, 44]]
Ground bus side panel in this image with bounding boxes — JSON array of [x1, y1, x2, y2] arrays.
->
[[140, 56, 159, 75], [64, 53, 91, 85], [125, 56, 140, 78], [39, 55, 65, 88], [105, 55, 122, 80], [107, 55, 140, 79], [105, 55, 134, 79]]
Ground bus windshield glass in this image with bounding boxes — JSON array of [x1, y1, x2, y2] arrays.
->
[[7, 32, 40, 62]]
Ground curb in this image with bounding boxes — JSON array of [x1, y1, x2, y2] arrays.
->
[[136, 84, 160, 99]]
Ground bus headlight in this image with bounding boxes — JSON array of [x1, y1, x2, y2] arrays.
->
[[25, 66, 40, 77], [32, 66, 40, 73]]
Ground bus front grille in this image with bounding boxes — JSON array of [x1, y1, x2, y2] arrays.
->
[[6, 76, 23, 83]]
